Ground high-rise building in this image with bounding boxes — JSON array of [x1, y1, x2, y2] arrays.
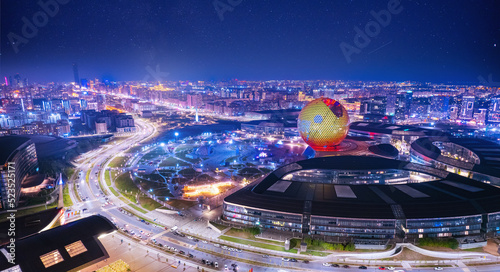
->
[[73, 63, 80, 86], [460, 96, 475, 120], [386, 93, 397, 116], [430, 96, 450, 118], [395, 91, 413, 119], [488, 97, 500, 123]]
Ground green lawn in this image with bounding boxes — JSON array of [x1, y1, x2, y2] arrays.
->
[[139, 195, 163, 211], [108, 156, 128, 168], [209, 221, 228, 231], [159, 157, 191, 167], [128, 203, 147, 213], [166, 199, 197, 210], [224, 156, 239, 163], [0, 202, 58, 222], [219, 236, 297, 253], [126, 145, 145, 154], [104, 170, 111, 186], [109, 187, 119, 196], [85, 169, 91, 184], [63, 185, 73, 207], [115, 173, 138, 202]]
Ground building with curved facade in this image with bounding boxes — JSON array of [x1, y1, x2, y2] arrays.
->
[[223, 156, 500, 239], [411, 136, 500, 185], [0, 136, 39, 210]]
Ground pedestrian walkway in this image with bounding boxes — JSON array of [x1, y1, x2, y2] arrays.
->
[[81, 233, 216, 272], [457, 260, 471, 272], [401, 261, 412, 270]]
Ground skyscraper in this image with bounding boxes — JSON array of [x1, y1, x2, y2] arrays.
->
[[460, 96, 475, 120], [488, 97, 500, 123], [73, 63, 80, 86]]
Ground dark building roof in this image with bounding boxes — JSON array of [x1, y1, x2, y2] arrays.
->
[[0, 208, 62, 246], [0, 136, 32, 165], [224, 156, 500, 220], [349, 122, 448, 137], [0, 215, 116, 272], [411, 136, 500, 179]]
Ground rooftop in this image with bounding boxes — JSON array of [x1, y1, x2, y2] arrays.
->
[[225, 156, 500, 220], [0, 136, 32, 165]]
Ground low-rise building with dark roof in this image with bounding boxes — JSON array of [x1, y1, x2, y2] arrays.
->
[[223, 156, 500, 240], [0, 136, 39, 210], [348, 122, 448, 159], [411, 136, 500, 185], [0, 215, 116, 272]]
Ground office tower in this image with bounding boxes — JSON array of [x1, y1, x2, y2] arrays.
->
[[73, 63, 80, 86], [488, 97, 500, 123], [460, 96, 475, 120]]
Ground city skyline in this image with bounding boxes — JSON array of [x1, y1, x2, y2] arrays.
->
[[1, 0, 499, 84]]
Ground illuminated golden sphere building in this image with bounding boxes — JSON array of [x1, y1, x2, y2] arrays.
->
[[297, 98, 350, 151]]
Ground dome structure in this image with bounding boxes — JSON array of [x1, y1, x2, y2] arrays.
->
[[297, 98, 350, 151]]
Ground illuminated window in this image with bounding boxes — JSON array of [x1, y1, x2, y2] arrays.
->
[[40, 250, 64, 268], [65, 240, 87, 257]]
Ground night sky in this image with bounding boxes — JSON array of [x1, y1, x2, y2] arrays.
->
[[1, 0, 499, 84]]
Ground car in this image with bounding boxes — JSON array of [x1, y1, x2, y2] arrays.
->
[[214, 244, 220, 247], [434, 268, 443, 271], [158, 243, 163, 247], [188, 253, 194, 258], [202, 259, 206, 264], [332, 264, 340, 267], [202, 240, 208, 244], [187, 236, 194, 240], [323, 263, 332, 267], [282, 258, 290, 262], [151, 239, 157, 244], [193, 238, 199, 242], [303, 260, 309, 264], [179, 250, 185, 255], [136, 235, 142, 239], [237, 249, 242, 253], [224, 264, 228, 270], [215, 262, 218, 268], [290, 258, 297, 262], [343, 265, 350, 268], [262, 255, 269, 258], [387, 267, 395, 271], [359, 266, 367, 269], [379, 267, 386, 270]]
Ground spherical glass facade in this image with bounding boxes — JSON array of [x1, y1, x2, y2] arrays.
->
[[297, 98, 350, 151]]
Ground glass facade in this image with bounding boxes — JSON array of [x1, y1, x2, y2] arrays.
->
[[0, 141, 38, 210], [223, 203, 303, 232], [282, 169, 410, 185], [405, 215, 482, 238], [310, 216, 396, 238]]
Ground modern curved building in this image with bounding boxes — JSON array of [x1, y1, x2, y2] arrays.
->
[[411, 136, 500, 185], [0, 136, 39, 210], [223, 156, 500, 239]]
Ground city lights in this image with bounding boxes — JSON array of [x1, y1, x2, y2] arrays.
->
[[183, 181, 233, 197]]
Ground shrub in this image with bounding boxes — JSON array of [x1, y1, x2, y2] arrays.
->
[[418, 237, 458, 249]]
